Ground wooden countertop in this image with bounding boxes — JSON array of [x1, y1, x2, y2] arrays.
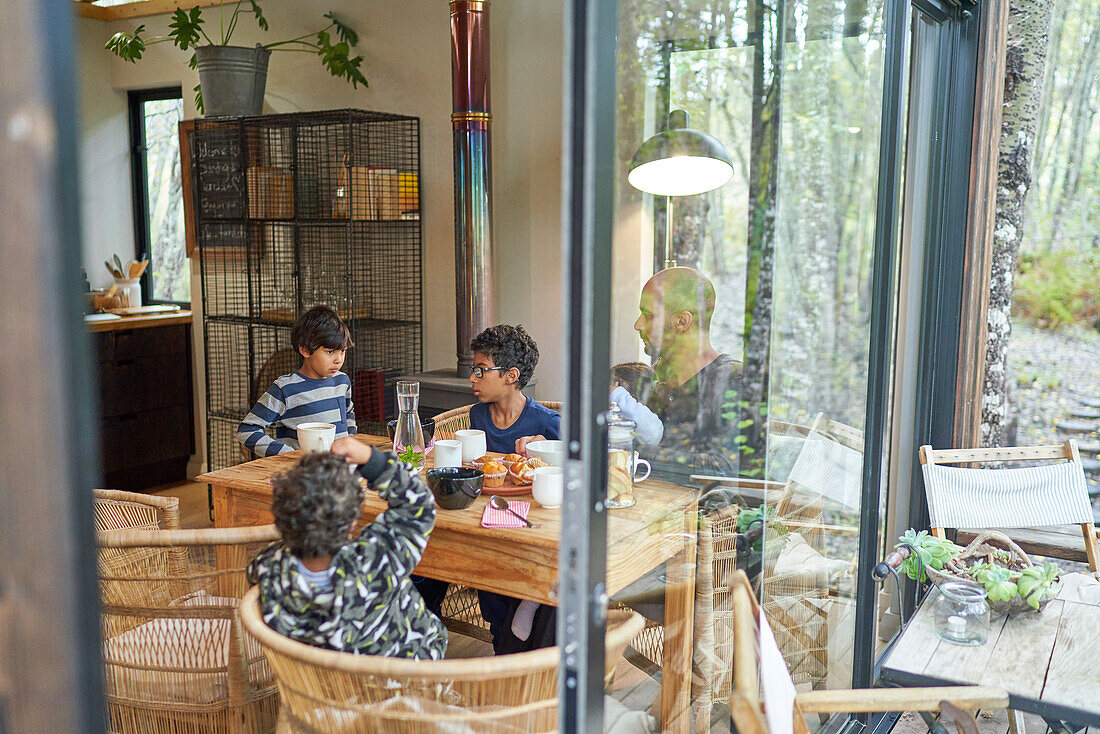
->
[[85, 310, 192, 333]]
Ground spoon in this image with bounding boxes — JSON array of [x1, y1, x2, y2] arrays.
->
[[489, 495, 536, 528]]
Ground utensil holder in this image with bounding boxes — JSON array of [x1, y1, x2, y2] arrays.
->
[[113, 277, 141, 308]]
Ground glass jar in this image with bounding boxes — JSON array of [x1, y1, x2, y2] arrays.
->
[[606, 402, 637, 509], [933, 581, 990, 646]]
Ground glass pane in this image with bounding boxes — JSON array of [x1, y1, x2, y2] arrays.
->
[[142, 97, 189, 302], [605, 0, 900, 729]]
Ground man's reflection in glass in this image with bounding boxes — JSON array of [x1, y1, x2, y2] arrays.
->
[[633, 267, 742, 492]]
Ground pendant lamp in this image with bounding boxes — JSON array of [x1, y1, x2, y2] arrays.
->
[[627, 109, 734, 196]]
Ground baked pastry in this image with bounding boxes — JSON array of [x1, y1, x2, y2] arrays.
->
[[526, 457, 549, 469], [472, 455, 492, 468], [501, 452, 525, 467], [481, 460, 507, 487], [509, 459, 535, 484]]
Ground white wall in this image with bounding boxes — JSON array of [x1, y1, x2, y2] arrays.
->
[[75, 0, 567, 469]]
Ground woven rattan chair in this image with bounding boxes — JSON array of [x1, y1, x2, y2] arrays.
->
[[94, 488, 182, 532], [96, 521, 282, 734], [728, 569, 1008, 734], [240, 586, 643, 733], [920, 440, 1100, 571]]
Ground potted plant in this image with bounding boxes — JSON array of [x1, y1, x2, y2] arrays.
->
[[105, 1, 367, 116]]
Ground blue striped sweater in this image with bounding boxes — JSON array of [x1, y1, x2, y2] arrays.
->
[[236, 371, 357, 457]]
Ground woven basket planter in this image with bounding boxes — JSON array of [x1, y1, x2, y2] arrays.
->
[[926, 530, 1060, 616]]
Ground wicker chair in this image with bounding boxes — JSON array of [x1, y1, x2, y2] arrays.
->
[[94, 488, 182, 532], [241, 586, 643, 733], [94, 493, 282, 734], [432, 400, 563, 640]]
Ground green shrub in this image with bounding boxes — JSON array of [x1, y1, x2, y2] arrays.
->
[[1013, 250, 1100, 330]]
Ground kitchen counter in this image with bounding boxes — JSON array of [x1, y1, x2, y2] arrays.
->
[[85, 310, 192, 333]]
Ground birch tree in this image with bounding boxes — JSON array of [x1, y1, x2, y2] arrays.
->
[[982, 0, 1056, 446]]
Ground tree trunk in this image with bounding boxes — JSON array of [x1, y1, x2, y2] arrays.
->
[[982, 0, 1056, 447], [740, 0, 784, 477]]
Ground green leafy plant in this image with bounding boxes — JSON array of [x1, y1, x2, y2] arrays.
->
[[105, 2, 367, 113], [895, 529, 961, 582], [1017, 563, 1062, 609], [398, 446, 424, 466], [736, 505, 787, 552], [969, 562, 1019, 603]]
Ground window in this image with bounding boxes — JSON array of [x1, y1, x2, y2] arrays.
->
[[129, 87, 189, 303]]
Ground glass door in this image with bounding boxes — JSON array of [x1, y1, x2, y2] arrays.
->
[[559, 0, 978, 730]]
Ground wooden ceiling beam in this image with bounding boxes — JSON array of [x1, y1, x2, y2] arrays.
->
[[74, 0, 227, 21]]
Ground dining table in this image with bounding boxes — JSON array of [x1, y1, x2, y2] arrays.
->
[[880, 578, 1100, 729], [198, 433, 700, 734]]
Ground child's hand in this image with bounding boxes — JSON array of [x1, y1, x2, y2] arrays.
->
[[331, 437, 373, 466], [516, 435, 547, 456]]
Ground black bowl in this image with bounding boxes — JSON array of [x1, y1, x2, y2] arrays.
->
[[387, 418, 436, 444], [425, 467, 483, 510]]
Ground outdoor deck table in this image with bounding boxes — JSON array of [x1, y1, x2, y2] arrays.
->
[[881, 588, 1100, 728], [198, 433, 700, 734]]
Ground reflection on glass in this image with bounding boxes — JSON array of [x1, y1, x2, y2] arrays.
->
[[607, 0, 894, 729]]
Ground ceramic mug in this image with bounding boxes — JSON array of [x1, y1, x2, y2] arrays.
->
[[532, 466, 564, 508], [631, 450, 651, 482], [454, 429, 487, 463], [433, 439, 464, 469], [297, 422, 336, 452]]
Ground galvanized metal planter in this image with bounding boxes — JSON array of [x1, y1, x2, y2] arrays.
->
[[194, 44, 270, 116]]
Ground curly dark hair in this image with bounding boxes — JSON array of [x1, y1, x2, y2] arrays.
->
[[271, 453, 362, 558], [291, 305, 354, 354], [470, 324, 540, 389]]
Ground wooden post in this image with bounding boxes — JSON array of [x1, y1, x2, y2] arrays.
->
[[954, 0, 1009, 449], [0, 0, 105, 731]]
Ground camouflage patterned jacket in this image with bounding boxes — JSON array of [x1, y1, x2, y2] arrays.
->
[[247, 452, 447, 659]]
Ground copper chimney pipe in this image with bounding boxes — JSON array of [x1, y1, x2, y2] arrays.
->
[[450, 0, 494, 375]]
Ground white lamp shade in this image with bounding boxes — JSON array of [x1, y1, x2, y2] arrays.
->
[[627, 110, 734, 196], [627, 155, 734, 196]]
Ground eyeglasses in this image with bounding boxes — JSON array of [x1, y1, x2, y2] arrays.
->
[[471, 365, 506, 379]]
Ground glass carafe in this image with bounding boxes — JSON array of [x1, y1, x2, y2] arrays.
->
[[393, 380, 426, 469], [606, 402, 637, 508]]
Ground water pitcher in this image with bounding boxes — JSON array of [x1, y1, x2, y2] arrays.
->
[[393, 380, 426, 469]]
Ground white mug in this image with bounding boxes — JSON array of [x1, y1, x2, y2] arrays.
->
[[632, 450, 651, 482], [532, 466, 564, 508], [433, 439, 464, 469], [454, 429, 487, 462], [297, 422, 336, 452]]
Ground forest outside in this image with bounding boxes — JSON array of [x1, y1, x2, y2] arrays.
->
[[1001, 0, 1100, 472]]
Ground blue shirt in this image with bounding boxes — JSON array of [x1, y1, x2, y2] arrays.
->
[[470, 397, 560, 453]]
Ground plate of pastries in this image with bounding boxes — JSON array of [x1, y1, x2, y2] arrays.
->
[[472, 454, 551, 495]]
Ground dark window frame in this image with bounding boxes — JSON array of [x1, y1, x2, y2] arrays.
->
[[128, 86, 186, 305]]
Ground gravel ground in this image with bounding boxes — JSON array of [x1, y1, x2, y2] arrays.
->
[[1007, 319, 1100, 447], [1007, 319, 1100, 530]]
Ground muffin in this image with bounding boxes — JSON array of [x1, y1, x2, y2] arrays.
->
[[509, 459, 535, 485], [481, 460, 507, 487], [471, 455, 493, 469], [501, 452, 525, 468], [526, 457, 549, 470]]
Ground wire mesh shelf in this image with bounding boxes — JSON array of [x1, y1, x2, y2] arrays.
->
[[194, 109, 422, 469]]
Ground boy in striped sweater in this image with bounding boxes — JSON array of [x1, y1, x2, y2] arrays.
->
[[237, 306, 357, 457]]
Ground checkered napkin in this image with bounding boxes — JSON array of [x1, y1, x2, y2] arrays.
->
[[481, 500, 531, 528]]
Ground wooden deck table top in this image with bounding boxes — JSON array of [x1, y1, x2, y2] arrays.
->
[[881, 590, 1100, 727], [198, 433, 700, 733]]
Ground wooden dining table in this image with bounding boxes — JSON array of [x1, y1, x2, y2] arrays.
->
[[881, 586, 1100, 728], [198, 434, 700, 733]]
